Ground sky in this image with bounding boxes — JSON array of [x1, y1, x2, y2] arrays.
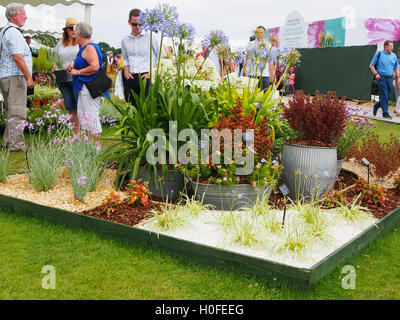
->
[[3, 0, 400, 48]]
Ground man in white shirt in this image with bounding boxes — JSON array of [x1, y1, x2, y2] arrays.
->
[[121, 8, 160, 106], [243, 26, 277, 92], [0, 3, 33, 152]]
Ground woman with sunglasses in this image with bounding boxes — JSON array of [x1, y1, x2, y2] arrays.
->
[[53, 18, 80, 136]]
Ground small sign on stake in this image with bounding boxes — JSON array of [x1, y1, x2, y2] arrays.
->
[[279, 184, 290, 228], [279, 184, 290, 197], [362, 158, 370, 166], [362, 157, 370, 184]]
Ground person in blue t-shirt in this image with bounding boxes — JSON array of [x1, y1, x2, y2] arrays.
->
[[370, 40, 400, 119]]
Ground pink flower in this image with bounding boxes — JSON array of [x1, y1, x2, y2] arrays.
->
[[308, 20, 325, 48], [223, 177, 228, 181], [252, 182, 257, 188], [364, 19, 400, 46]]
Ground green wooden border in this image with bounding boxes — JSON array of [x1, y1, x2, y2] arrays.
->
[[310, 206, 400, 285], [1, 193, 400, 289]]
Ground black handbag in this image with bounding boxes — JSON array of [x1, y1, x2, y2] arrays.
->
[[85, 69, 112, 99]]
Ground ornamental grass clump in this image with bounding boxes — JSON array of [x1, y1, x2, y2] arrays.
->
[[65, 138, 105, 202], [283, 91, 347, 146], [28, 140, 64, 192], [274, 223, 315, 258], [335, 194, 372, 221], [150, 204, 186, 232], [0, 149, 14, 183], [229, 213, 259, 248]]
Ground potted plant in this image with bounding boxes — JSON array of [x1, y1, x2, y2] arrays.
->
[[52, 51, 69, 83], [179, 99, 282, 210], [281, 91, 347, 200]]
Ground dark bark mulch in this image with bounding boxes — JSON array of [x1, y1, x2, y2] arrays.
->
[[81, 201, 163, 227], [287, 139, 337, 148]]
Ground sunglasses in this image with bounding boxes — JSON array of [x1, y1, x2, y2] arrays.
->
[[131, 23, 142, 27]]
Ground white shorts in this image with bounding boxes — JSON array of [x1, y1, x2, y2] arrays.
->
[[77, 85, 102, 135]]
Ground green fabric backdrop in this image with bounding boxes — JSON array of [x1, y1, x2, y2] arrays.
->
[[296, 45, 377, 101]]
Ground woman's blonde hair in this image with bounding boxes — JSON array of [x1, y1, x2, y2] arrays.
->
[[61, 28, 77, 47]]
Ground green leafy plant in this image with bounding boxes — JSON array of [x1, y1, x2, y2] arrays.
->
[[28, 140, 64, 192], [336, 116, 372, 160], [0, 149, 15, 183], [65, 138, 106, 202]]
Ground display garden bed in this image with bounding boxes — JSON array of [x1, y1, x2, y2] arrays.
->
[[1, 190, 400, 289]]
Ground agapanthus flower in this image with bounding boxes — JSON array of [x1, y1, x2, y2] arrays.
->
[[203, 30, 229, 48], [157, 3, 179, 22], [216, 43, 230, 60], [175, 22, 196, 41], [282, 48, 301, 66], [138, 7, 167, 33]]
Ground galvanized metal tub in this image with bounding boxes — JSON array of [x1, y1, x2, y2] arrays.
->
[[281, 142, 337, 200], [137, 167, 184, 200], [189, 178, 272, 211]]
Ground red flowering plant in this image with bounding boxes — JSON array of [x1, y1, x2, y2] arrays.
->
[[355, 177, 386, 207], [283, 91, 347, 146], [101, 192, 125, 217], [178, 98, 283, 188], [126, 179, 151, 207], [322, 189, 348, 209]]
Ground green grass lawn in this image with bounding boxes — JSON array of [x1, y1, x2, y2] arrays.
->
[[1, 211, 399, 300], [1, 121, 400, 299]]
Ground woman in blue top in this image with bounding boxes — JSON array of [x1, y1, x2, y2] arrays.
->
[[66, 22, 107, 138]]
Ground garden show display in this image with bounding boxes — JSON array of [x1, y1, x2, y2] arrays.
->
[[1, 3, 400, 289]]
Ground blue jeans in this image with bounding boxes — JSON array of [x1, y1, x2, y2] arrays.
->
[[259, 76, 270, 92], [377, 77, 393, 115], [57, 81, 78, 111]]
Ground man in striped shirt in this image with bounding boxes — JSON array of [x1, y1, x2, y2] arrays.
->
[[0, 3, 34, 152]]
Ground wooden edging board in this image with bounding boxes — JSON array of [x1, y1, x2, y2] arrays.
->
[[1, 193, 399, 289]]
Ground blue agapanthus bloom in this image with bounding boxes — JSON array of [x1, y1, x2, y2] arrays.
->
[[138, 7, 167, 33], [203, 30, 229, 48], [157, 3, 179, 22], [164, 19, 179, 38], [176, 22, 196, 41]]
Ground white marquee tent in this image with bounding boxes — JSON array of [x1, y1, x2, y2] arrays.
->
[[0, 0, 93, 34]]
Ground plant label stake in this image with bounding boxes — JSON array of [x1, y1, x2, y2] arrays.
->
[[279, 184, 290, 228], [362, 158, 370, 184]]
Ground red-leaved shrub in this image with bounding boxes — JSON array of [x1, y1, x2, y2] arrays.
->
[[283, 91, 347, 145], [347, 133, 400, 178], [214, 98, 273, 161]]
